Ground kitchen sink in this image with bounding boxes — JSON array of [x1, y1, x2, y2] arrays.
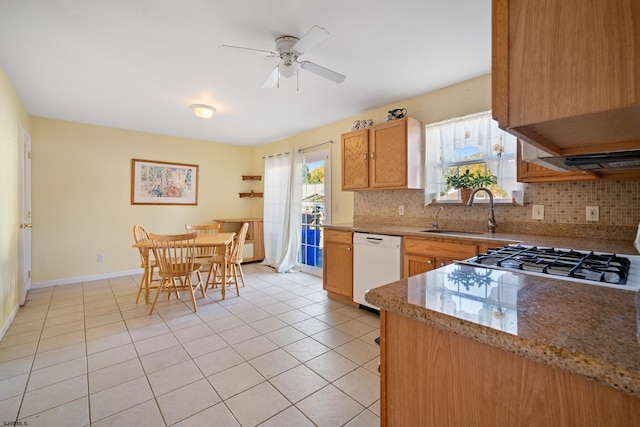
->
[[417, 229, 485, 236]]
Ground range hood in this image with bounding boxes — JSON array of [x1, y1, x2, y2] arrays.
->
[[520, 141, 640, 172], [537, 150, 640, 171]]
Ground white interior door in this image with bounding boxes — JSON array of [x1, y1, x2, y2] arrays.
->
[[19, 125, 32, 305]]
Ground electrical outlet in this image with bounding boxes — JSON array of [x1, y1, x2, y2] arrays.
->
[[532, 204, 544, 220], [586, 206, 599, 222], [97, 254, 105, 263], [399, 205, 405, 216]]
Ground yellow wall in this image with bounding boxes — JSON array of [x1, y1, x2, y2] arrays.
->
[[0, 67, 30, 332], [253, 74, 492, 224], [29, 118, 259, 284]]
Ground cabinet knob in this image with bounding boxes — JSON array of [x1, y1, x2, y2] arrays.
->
[[370, 151, 376, 160], [363, 152, 368, 162], [427, 260, 432, 264], [347, 247, 351, 251]]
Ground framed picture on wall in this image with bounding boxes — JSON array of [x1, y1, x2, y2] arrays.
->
[[131, 159, 198, 205]]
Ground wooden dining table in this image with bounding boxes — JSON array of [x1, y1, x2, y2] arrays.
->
[[132, 232, 236, 303]]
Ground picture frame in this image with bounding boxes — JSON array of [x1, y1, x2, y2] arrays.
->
[[131, 159, 198, 205]]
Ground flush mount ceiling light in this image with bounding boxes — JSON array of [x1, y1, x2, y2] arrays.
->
[[190, 104, 216, 119]]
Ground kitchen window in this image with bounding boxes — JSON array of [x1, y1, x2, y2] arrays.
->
[[424, 110, 523, 205]]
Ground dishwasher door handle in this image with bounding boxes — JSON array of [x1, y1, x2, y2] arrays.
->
[[364, 237, 384, 244]]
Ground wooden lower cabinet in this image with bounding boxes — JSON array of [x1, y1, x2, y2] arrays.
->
[[322, 229, 353, 299], [403, 237, 478, 278], [380, 311, 640, 426], [215, 218, 264, 262]]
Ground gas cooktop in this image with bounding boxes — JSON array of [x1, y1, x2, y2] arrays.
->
[[461, 244, 640, 291]]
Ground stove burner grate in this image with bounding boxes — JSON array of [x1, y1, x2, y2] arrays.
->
[[474, 245, 630, 285]]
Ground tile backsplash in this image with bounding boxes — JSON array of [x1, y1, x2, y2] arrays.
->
[[353, 179, 640, 241]]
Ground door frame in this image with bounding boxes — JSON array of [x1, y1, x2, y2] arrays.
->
[[19, 125, 32, 305]]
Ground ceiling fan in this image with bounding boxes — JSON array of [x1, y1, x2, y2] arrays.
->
[[219, 25, 346, 89]]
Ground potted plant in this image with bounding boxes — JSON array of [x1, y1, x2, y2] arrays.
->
[[445, 169, 495, 203]]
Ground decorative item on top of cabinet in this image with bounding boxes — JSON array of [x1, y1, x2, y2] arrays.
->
[[341, 116, 423, 191], [492, 0, 640, 156], [215, 219, 264, 262], [239, 175, 263, 198]]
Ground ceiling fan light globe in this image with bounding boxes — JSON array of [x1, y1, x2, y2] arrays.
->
[[279, 62, 296, 79]]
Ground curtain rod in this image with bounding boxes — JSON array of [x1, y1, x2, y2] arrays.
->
[[262, 140, 333, 159], [425, 110, 491, 128], [297, 140, 333, 152], [262, 151, 290, 159]]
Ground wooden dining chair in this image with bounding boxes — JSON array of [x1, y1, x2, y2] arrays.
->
[[133, 224, 161, 304], [185, 222, 221, 285], [148, 232, 205, 314], [208, 222, 249, 296]]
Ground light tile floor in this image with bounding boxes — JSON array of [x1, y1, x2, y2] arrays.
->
[[0, 263, 381, 426]]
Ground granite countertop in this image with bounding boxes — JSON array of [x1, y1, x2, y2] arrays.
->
[[324, 222, 640, 397]]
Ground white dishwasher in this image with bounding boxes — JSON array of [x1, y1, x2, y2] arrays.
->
[[353, 232, 402, 310]]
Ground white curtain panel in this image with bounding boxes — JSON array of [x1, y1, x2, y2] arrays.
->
[[262, 151, 303, 272]]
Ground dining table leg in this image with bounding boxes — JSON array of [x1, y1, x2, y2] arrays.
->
[[221, 242, 229, 300], [143, 255, 152, 304]]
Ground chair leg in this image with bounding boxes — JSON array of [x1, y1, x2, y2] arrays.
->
[[135, 275, 145, 304], [136, 263, 153, 304], [205, 263, 216, 292], [186, 275, 198, 313], [195, 270, 206, 298], [149, 277, 168, 315], [232, 265, 240, 296], [237, 263, 246, 287]]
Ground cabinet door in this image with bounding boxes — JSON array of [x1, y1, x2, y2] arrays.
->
[[342, 129, 370, 191], [404, 254, 435, 278], [493, 0, 640, 154], [370, 119, 407, 189], [252, 220, 264, 261], [323, 230, 353, 297]]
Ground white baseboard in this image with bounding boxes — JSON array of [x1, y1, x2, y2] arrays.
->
[[31, 268, 143, 289], [0, 303, 20, 342]]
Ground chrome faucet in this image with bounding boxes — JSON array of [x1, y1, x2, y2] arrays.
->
[[432, 206, 444, 229], [467, 188, 497, 234]]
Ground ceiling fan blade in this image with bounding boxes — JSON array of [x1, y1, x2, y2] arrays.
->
[[299, 61, 346, 84], [261, 66, 280, 88], [218, 44, 277, 57], [292, 25, 330, 54]]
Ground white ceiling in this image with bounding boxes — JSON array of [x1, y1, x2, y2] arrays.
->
[[0, 0, 491, 146]]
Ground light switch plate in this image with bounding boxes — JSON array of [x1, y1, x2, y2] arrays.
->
[[586, 206, 599, 222], [399, 205, 405, 216], [532, 204, 544, 220]]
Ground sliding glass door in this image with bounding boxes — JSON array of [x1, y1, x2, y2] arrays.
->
[[299, 148, 331, 276]]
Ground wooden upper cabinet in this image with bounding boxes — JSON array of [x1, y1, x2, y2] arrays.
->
[[341, 117, 423, 191], [492, 0, 640, 156], [341, 129, 370, 190]]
